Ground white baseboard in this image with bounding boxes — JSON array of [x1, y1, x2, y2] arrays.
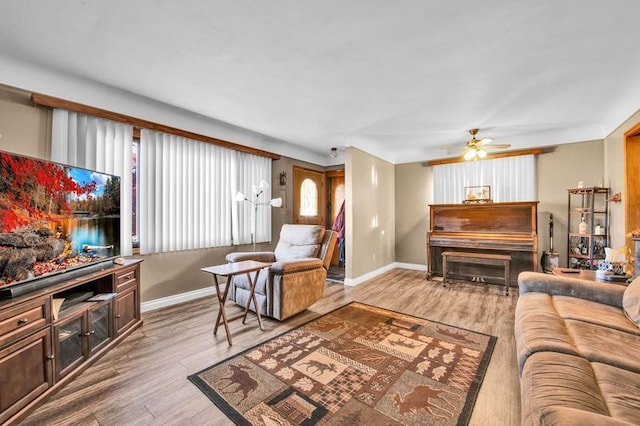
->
[[343, 262, 426, 287], [393, 262, 427, 272], [141, 286, 218, 313]]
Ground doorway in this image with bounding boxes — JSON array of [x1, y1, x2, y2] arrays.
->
[[326, 169, 345, 281], [292, 166, 345, 282]]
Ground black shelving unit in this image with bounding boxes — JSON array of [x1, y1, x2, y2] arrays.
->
[[567, 187, 609, 269]]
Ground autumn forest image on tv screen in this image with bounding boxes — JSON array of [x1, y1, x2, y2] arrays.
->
[[0, 151, 121, 288]]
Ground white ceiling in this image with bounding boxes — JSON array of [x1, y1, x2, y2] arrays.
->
[[2, 1, 640, 164]]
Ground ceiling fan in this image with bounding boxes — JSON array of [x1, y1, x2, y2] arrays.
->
[[444, 129, 511, 160]]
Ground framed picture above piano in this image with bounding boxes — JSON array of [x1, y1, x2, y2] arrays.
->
[[463, 185, 492, 203]]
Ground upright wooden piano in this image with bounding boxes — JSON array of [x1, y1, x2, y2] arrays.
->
[[426, 202, 538, 287]]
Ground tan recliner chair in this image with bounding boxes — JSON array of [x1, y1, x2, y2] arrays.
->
[[225, 224, 337, 320]]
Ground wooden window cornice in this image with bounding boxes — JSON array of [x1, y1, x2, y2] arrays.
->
[[31, 93, 280, 160], [423, 148, 543, 166]]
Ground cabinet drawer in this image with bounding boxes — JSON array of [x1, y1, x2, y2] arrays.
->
[[115, 269, 137, 291], [0, 298, 50, 348]]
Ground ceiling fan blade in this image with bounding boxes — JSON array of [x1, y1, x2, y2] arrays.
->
[[439, 145, 468, 150], [475, 138, 494, 147], [484, 144, 511, 149]]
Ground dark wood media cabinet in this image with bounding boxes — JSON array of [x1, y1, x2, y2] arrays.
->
[[0, 259, 142, 425]]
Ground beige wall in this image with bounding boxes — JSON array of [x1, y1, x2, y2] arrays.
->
[[394, 162, 432, 266], [0, 86, 51, 158], [345, 147, 395, 279]]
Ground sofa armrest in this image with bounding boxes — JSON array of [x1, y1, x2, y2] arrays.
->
[[270, 258, 324, 274], [518, 271, 625, 308], [226, 251, 276, 263]]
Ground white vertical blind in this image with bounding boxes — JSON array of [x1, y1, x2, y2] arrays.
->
[[139, 130, 271, 254], [234, 152, 272, 245], [51, 109, 133, 256], [433, 155, 536, 203]]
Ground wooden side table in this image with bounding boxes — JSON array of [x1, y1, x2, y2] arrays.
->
[[201, 260, 271, 345], [552, 268, 630, 285]]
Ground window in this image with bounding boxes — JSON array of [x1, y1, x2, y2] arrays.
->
[[300, 178, 318, 216], [433, 155, 536, 203], [138, 129, 271, 254], [52, 109, 272, 255]]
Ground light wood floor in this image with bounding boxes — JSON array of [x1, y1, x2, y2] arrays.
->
[[19, 268, 521, 425]]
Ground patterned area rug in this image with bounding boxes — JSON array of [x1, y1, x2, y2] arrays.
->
[[189, 302, 496, 425]]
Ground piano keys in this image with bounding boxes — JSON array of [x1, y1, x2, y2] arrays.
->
[[426, 202, 538, 287]]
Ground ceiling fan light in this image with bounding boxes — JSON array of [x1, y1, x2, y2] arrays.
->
[[477, 149, 487, 158], [464, 149, 477, 161]]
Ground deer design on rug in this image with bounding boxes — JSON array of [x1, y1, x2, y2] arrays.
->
[[214, 364, 258, 403], [388, 337, 420, 349], [393, 384, 461, 419], [299, 359, 337, 376]]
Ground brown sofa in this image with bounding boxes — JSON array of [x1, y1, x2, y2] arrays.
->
[[515, 271, 640, 426], [225, 224, 337, 320]]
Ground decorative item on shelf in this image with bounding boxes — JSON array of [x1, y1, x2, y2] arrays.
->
[[235, 179, 282, 251], [578, 217, 588, 234], [463, 185, 492, 204], [607, 192, 622, 203]]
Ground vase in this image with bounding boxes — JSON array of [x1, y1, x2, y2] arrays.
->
[[579, 218, 587, 234]]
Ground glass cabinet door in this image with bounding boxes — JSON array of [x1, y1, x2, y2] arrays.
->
[[54, 313, 84, 379], [88, 302, 111, 354]]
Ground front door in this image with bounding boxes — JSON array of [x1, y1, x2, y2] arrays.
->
[[293, 166, 325, 225]]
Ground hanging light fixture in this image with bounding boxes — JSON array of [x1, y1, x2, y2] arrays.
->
[[464, 147, 488, 161], [235, 180, 282, 251]]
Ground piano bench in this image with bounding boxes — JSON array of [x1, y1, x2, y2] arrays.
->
[[441, 251, 511, 295]]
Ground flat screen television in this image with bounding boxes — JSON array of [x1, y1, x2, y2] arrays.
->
[[0, 150, 121, 298]]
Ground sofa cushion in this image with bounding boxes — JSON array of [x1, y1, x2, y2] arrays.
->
[[565, 319, 640, 374], [229, 268, 269, 296], [553, 295, 640, 336], [279, 224, 325, 245], [274, 224, 325, 261], [515, 293, 580, 374], [520, 351, 610, 426], [622, 276, 640, 328], [592, 362, 640, 424]]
